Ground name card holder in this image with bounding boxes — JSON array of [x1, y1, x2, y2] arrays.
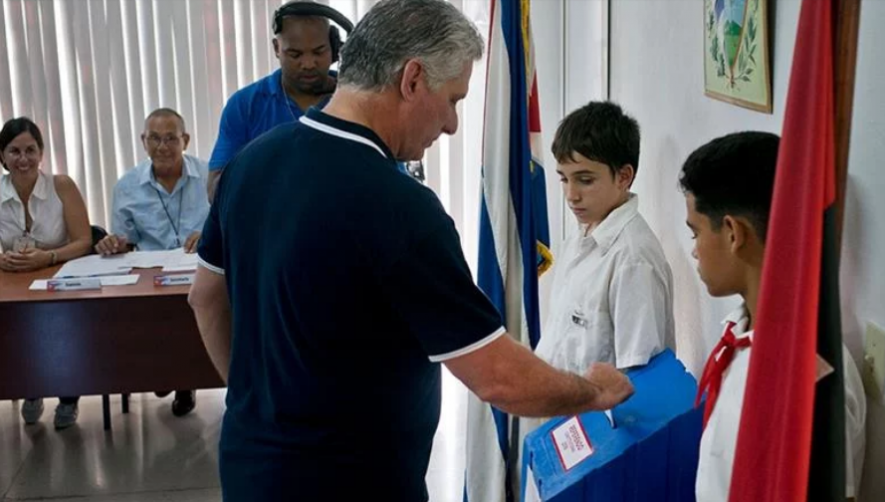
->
[[47, 278, 102, 291], [153, 274, 195, 287]]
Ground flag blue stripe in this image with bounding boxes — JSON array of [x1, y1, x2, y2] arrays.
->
[[477, 194, 511, 462], [477, 194, 507, 316], [498, 0, 542, 352], [471, 0, 548, 500]]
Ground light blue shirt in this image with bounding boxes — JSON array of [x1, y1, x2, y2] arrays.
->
[[111, 154, 210, 251]]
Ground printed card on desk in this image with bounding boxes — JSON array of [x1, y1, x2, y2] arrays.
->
[[30, 275, 139, 291], [153, 274, 194, 287], [46, 278, 102, 291]]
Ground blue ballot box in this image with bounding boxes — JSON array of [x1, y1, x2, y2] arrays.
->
[[521, 349, 703, 502]]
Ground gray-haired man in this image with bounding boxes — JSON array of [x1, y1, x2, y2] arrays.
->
[[188, 1, 634, 500]]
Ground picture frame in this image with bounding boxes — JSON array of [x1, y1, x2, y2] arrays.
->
[[703, 0, 773, 114]]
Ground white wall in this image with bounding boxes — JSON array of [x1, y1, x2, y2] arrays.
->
[[609, 0, 801, 374], [532, 0, 565, 325], [533, 0, 610, 325], [603, 0, 885, 500]]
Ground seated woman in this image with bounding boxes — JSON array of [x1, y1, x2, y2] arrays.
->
[[0, 117, 92, 430]]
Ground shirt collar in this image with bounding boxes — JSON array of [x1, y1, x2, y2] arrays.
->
[[269, 68, 339, 97], [137, 155, 201, 187], [723, 303, 752, 339], [266, 68, 284, 96], [301, 108, 397, 163], [31, 170, 49, 200], [0, 174, 15, 203], [0, 170, 49, 203], [272, 69, 335, 118], [582, 193, 640, 254]]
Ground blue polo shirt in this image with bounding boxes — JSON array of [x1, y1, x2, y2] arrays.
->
[[208, 68, 332, 171], [198, 109, 504, 501]]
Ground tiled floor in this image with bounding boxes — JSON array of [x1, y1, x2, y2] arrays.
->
[[0, 370, 468, 501]]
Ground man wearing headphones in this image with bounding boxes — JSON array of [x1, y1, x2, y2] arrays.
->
[[207, 1, 352, 200]]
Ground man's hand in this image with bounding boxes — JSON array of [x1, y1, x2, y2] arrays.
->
[[583, 363, 634, 410], [0, 249, 52, 272], [445, 333, 635, 417], [0, 253, 13, 272], [183, 232, 201, 253], [95, 235, 130, 256]]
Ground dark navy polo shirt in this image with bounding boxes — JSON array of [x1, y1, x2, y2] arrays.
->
[[198, 108, 504, 501]]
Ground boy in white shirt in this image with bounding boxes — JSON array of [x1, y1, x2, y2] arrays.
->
[[680, 131, 866, 501], [534, 101, 675, 375]]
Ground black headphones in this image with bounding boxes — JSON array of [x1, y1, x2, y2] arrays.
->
[[272, 1, 354, 63]]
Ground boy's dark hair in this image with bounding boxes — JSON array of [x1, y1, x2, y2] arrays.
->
[[551, 101, 640, 180], [679, 131, 780, 242], [0, 117, 44, 169]]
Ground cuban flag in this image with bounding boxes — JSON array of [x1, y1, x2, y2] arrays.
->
[[464, 0, 551, 500]]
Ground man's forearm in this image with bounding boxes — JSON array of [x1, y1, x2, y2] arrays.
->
[[194, 305, 232, 383], [485, 350, 608, 417], [449, 336, 630, 418]]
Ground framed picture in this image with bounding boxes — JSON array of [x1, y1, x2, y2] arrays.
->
[[703, 0, 772, 113]]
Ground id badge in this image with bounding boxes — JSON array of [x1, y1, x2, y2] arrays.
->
[[12, 234, 36, 253]]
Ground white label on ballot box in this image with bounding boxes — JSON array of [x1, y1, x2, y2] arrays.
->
[[46, 278, 102, 291], [551, 416, 594, 471]]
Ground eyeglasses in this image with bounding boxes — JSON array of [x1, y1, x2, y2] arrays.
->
[[144, 135, 182, 148], [2, 146, 41, 160]]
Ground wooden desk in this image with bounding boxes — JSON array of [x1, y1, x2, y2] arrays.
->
[[0, 266, 224, 426]]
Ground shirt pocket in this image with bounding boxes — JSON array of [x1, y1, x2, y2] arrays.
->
[[551, 306, 615, 373], [129, 199, 167, 244]]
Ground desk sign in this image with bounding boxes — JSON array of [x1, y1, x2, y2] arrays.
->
[[46, 278, 102, 292], [551, 416, 594, 471], [153, 274, 194, 287]]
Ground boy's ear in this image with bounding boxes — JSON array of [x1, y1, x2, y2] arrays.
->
[[723, 215, 750, 254], [616, 164, 635, 189]]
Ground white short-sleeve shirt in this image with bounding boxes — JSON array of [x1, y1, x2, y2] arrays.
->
[[534, 194, 676, 372], [696, 305, 867, 500], [0, 170, 68, 251]]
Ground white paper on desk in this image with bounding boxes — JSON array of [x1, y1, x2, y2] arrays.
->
[[30, 274, 140, 290], [161, 248, 198, 272], [54, 254, 133, 278], [119, 250, 174, 269], [115, 248, 198, 271], [55, 249, 199, 276]]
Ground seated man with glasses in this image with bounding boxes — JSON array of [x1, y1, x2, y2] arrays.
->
[[95, 107, 210, 417]]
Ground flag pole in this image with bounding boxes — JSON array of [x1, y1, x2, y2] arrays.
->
[[833, 0, 861, 254]]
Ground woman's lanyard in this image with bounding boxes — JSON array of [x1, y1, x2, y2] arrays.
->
[[152, 177, 187, 248]]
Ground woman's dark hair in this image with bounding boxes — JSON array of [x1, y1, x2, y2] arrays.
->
[[0, 117, 44, 169]]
